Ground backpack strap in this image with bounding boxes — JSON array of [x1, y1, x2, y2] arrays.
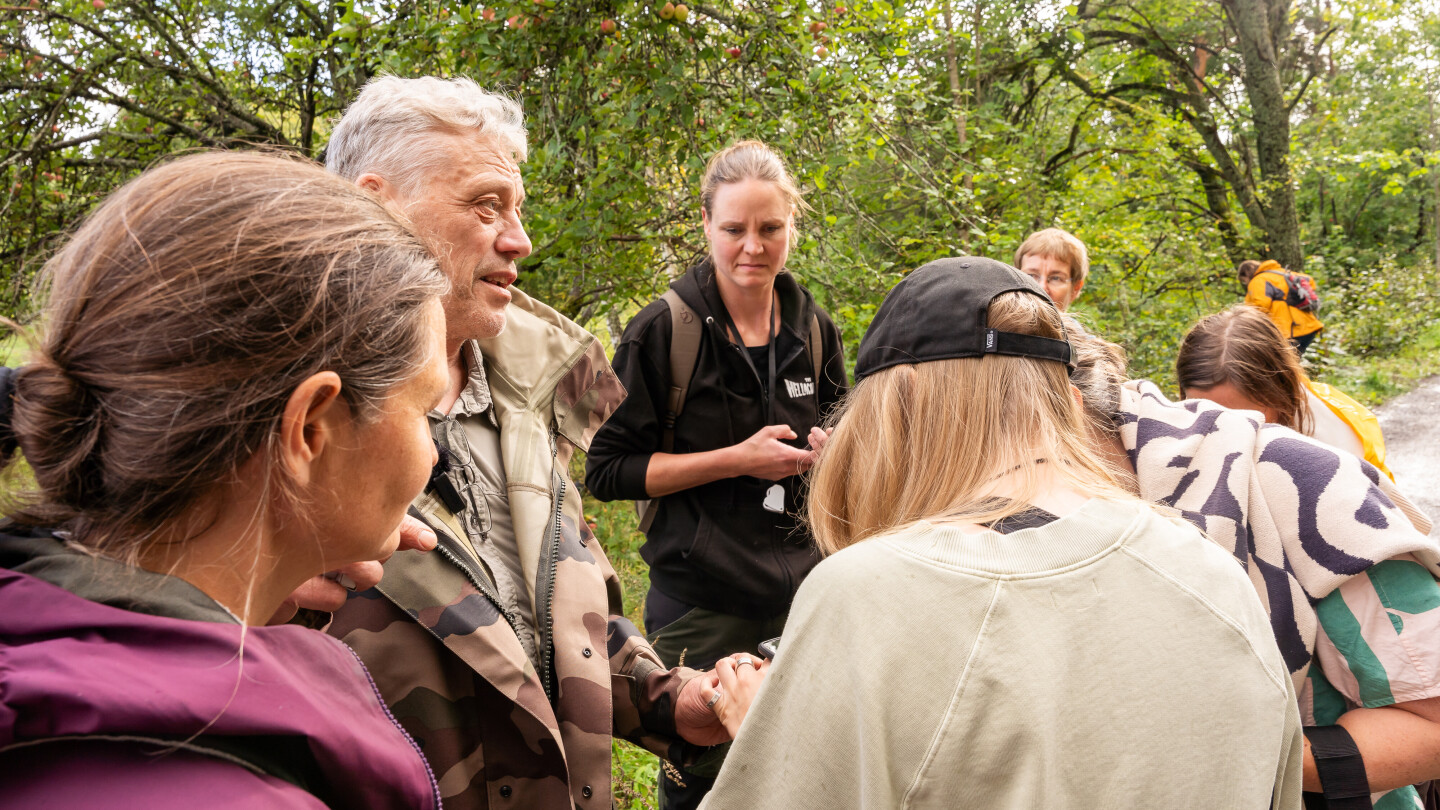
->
[[1302, 724, 1372, 809], [660, 288, 704, 453], [636, 289, 704, 534]]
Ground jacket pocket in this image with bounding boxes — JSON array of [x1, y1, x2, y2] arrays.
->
[[682, 507, 792, 608], [680, 509, 715, 563]]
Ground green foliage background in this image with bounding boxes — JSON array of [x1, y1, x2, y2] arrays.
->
[[6, 0, 1440, 804], [4, 0, 1439, 393]]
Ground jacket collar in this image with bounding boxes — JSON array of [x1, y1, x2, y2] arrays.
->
[[474, 285, 625, 453], [0, 526, 237, 624], [438, 340, 497, 427], [673, 259, 816, 341]]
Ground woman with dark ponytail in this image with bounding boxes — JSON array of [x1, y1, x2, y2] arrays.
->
[[0, 152, 449, 808]]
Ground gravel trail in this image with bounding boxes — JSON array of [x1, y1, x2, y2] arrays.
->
[[1376, 375, 1440, 538]]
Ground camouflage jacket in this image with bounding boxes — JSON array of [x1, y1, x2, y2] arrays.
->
[[330, 288, 702, 809]]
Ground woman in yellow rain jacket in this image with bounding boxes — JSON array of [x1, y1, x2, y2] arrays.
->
[[1239, 259, 1325, 355]]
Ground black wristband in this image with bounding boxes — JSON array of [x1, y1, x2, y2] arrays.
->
[[1303, 724, 1372, 809]]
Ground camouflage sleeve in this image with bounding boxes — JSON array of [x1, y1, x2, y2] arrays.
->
[[608, 614, 710, 765], [588, 520, 710, 764]]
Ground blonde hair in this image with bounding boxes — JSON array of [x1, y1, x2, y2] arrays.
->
[[1176, 304, 1313, 434], [1015, 228, 1090, 285], [700, 140, 810, 218], [807, 292, 1133, 555]]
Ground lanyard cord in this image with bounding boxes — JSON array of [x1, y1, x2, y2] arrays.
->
[[718, 289, 778, 425]]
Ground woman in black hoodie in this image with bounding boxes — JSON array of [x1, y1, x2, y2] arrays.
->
[[585, 140, 846, 809]]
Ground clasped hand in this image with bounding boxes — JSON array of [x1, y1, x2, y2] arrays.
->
[[675, 653, 771, 745], [733, 425, 832, 481]]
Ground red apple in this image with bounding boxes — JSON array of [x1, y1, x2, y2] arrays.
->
[[727, 46, 741, 58], [659, 2, 674, 19], [482, 8, 495, 21], [91, 0, 105, 9], [600, 18, 616, 35], [815, 45, 829, 58]]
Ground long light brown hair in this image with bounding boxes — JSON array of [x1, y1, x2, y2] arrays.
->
[[1175, 305, 1312, 434], [806, 291, 1135, 555], [4, 151, 447, 561]]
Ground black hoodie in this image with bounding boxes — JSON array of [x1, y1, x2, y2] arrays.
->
[[585, 261, 847, 618]]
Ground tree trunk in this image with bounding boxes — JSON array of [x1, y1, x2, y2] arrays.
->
[[1430, 89, 1440, 278], [1228, 0, 1305, 269], [940, 1, 968, 176]]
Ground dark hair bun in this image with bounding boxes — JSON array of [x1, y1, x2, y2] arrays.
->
[[12, 357, 105, 512]]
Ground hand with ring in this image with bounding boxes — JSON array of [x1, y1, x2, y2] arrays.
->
[[705, 652, 769, 738]]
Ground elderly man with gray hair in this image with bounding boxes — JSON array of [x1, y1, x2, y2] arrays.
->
[[323, 76, 735, 809]]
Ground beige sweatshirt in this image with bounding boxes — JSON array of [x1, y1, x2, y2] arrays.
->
[[704, 498, 1303, 809]]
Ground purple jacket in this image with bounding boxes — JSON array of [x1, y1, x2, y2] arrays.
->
[[0, 529, 440, 809]]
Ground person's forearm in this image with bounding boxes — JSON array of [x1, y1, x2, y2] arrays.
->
[[1304, 707, 1440, 792], [644, 447, 740, 498]]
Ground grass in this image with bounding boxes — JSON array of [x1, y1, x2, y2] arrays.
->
[[1311, 320, 1440, 408], [584, 493, 660, 809]]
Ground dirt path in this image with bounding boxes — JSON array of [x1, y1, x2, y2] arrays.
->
[[1376, 375, 1440, 538]]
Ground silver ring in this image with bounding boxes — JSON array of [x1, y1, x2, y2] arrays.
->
[[706, 689, 722, 710], [736, 655, 756, 669]]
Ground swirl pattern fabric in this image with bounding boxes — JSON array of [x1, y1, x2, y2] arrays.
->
[[1119, 380, 1440, 687]]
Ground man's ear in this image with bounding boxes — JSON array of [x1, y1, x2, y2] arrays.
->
[[355, 172, 402, 206], [278, 371, 346, 488]]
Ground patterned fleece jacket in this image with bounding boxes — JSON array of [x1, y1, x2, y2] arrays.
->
[[1120, 380, 1439, 689], [329, 287, 702, 810]]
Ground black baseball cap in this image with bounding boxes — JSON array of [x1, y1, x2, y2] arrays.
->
[[854, 256, 1074, 381]]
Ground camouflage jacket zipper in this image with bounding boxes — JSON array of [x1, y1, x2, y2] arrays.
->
[[534, 428, 565, 703]]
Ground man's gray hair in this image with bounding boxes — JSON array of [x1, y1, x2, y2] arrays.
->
[[326, 75, 527, 196]]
